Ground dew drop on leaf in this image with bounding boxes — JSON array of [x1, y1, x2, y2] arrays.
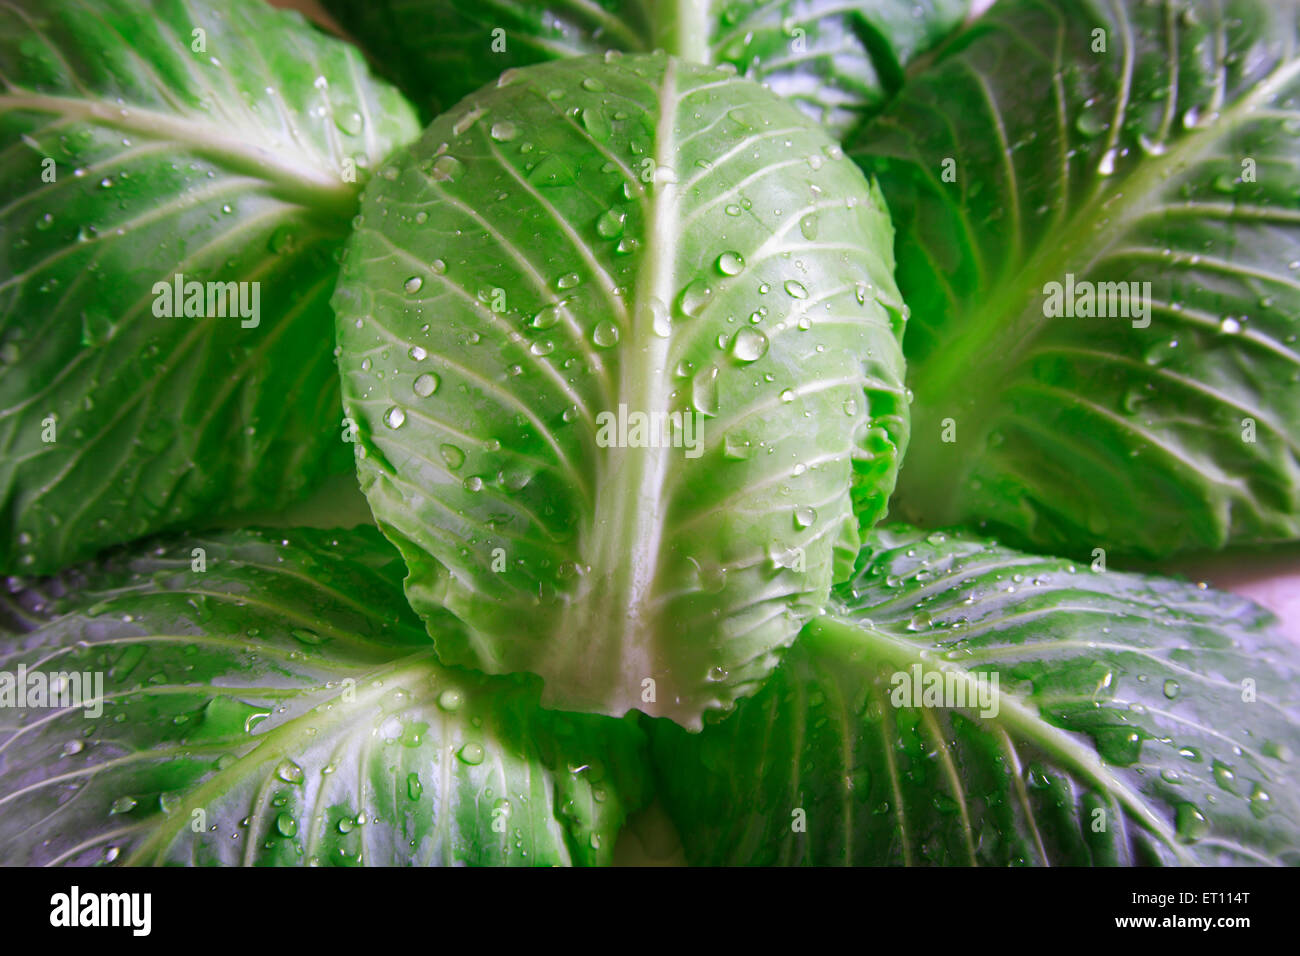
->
[[592, 320, 620, 348], [692, 365, 720, 416], [439, 443, 465, 469], [413, 372, 439, 397], [430, 155, 463, 182], [716, 251, 745, 275], [728, 327, 768, 363]]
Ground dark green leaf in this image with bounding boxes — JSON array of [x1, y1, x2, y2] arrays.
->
[[849, 0, 1300, 557], [652, 525, 1300, 864], [0, 0, 420, 574], [0, 526, 647, 865], [322, 0, 970, 138]]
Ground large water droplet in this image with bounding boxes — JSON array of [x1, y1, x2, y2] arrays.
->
[[1174, 802, 1208, 842], [440, 443, 465, 469], [596, 207, 625, 239], [430, 155, 463, 183], [413, 372, 440, 397], [592, 321, 620, 348], [458, 743, 485, 765], [728, 327, 768, 363], [784, 279, 808, 299], [438, 688, 464, 711], [692, 365, 720, 416], [384, 406, 406, 429], [716, 251, 745, 276], [403, 276, 424, 294], [532, 304, 561, 329], [676, 278, 714, 319]]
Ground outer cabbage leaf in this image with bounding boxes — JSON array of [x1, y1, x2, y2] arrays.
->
[[321, 0, 971, 138], [849, 0, 1300, 558], [332, 53, 908, 727], [0, 527, 647, 866], [651, 525, 1300, 865], [0, 0, 420, 574]]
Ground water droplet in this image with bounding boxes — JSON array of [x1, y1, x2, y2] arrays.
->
[[907, 611, 932, 632], [110, 796, 138, 815], [799, 213, 819, 240], [291, 628, 325, 645], [1219, 316, 1241, 334], [430, 155, 463, 183], [716, 251, 745, 276], [793, 506, 816, 528], [335, 110, 364, 135], [649, 298, 672, 337], [728, 327, 768, 363], [1174, 802, 1208, 842], [723, 433, 752, 460], [275, 812, 298, 838], [528, 154, 574, 186], [408, 345, 428, 361], [783, 279, 808, 299], [706, 665, 728, 682], [384, 406, 406, 429], [413, 372, 439, 397], [1162, 679, 1179, 699], [463, 475, 484, 492], [532, 304, 562, 329], [490, 121, 518, 142], [692, 365, 720, 416], [779, 388, 795, 403], [556, 272, 581, 290], [407, 772, 423, 800], [440, 443, 465, 469], [276, 759, 304, 784], [403, 276, 423, 294], [580, 107, 610, 141], [592, 320, 620, 348], [596, 207, 625, 239], [1097, 148, 1116, 176], [431, 258, 448, 274], [438, 689, 464, 711], [676, 278, 714, 318], [458, 743, 485, 765]]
